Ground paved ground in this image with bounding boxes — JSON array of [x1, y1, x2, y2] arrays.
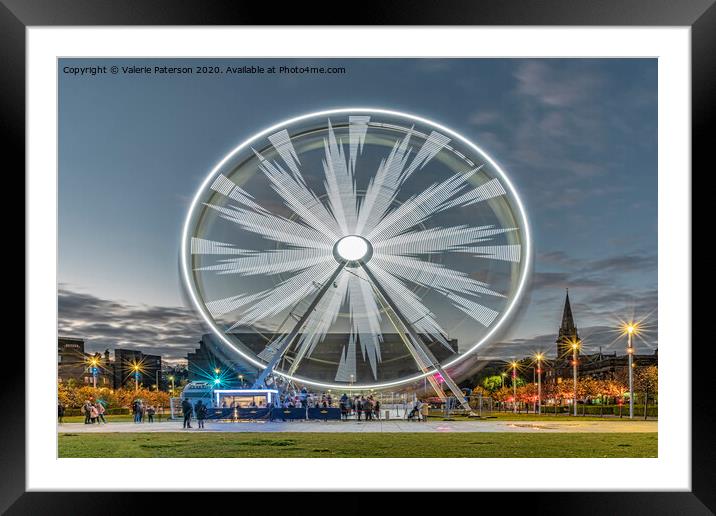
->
[[59, 419, 657, 434]]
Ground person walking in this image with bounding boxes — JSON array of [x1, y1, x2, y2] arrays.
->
[[58, 402, 65, 424], [96, 401, 107, 424], [195, 400, 207, 429], [181, 399, 193, 429]]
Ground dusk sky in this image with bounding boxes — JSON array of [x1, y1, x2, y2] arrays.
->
[[58, 58, 658, 364]]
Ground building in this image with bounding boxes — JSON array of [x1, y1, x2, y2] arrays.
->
[[556, 289, 580, 358], [187, 333, 258, 387], [58, 337, 113, 386], [578, 348, 658, 381], [545, 290, 657, 385], [113, 348, 163, 390]]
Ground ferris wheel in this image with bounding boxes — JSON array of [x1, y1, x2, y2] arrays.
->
[[181, 108, 530, 407]]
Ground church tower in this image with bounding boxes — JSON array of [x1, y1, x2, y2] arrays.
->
[[556, 289, 580, 358]]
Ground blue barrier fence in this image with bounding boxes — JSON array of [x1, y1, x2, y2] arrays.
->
[[198, 407, 342, 421]]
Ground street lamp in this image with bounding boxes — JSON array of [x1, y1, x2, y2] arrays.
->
[[132, 364, 141, 391], [534, 353, 544, 415], [510, 361, 518, 414], [87, 356, 100, 389], [238, 374, 244, 387], [623, 322, 640, 419], [571, 340, 580, 416], [168, 375, 175, 396]]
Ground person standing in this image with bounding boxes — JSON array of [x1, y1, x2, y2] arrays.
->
[[420, 399, 430, 422], [356, 396, 363, 421], [58, 402, 65, 424], [374, 399, 381, 420], [89, 403, 99, 424], [195, 400, 207, 429], [83, 400, 92, 424], [181, 399, 193, 429], [364, 397, 373, 421], [147, 405, 155, 423], [132, 400, 141, 423]]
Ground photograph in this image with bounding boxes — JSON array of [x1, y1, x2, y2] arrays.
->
[[56, 57, 659, 459]]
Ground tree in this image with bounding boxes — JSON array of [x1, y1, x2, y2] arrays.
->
[[481, 375, 504, 392], [634, 365, 658, 419]]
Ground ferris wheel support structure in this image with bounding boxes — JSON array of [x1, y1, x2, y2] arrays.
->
[[359, 262, 473, 413], [253, 260, 347, 389]]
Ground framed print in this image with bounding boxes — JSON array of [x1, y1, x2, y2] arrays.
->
[[5, 0, 711, 512]]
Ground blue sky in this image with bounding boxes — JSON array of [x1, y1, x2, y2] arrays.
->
[[58, 58, 658, 363]]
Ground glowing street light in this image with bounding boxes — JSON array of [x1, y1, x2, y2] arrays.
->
[[87, 356, 100, 389], [168, 375, 175, 396], [622, 322, 640, 419], [570, 339, 580, 416], [510, 361, 518, 414], [131, 362, 142, 391], [238, 374, 244, 387], [534, 353, 544, 415]]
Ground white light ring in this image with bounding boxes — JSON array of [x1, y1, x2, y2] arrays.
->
[[181, 107, 532, 390]]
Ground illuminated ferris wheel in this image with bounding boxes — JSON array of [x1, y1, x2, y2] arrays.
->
[[181, 109, 530, 406]]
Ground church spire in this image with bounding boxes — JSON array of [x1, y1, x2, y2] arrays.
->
[[561, 288, 575, 332], [556, 288, 579, 357]]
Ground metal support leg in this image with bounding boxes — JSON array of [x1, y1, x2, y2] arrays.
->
[[359, 262, 473, 413], [253, 261, 347, 388]]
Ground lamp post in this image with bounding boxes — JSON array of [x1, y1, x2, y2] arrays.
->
[[169, 375, 175, 396], [88, 357, 99, 389], [239, 374, 244, 387], [132, 364, 140, 391], [626, 324, 636, 419], [572, 341, 579, 416], [511, 362, 518, 414], [535, 353, 543, 415]]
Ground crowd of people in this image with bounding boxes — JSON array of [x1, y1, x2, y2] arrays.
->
[[57, 389, 434, 426], [131, 399, 162, 423], [66, 399, 108, 424], [338, 393, 382, 420], [277, 388, 334, 409]]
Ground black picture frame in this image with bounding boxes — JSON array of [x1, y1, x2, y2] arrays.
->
[[5, 1, 709, 513]]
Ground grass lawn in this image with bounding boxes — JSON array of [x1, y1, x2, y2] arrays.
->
[[58, 432, 657, 458]]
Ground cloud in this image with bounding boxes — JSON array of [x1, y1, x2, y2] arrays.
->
[[514, 61, 604, 108], [58, 287, 205, 363]]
